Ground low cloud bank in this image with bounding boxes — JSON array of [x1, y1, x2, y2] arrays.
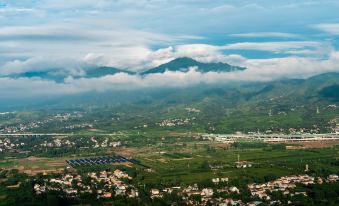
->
[[1, 51, 339, 99]]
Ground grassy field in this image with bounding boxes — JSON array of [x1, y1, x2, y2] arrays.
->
[[1, 135, 338, 186], [134, 144, 339, 185]]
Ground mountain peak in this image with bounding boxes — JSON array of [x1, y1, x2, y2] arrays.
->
[[169, 57, 199, 63], [141, 57, 246, 75]]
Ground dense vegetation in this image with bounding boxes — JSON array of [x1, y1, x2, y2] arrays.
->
[[0, 72, 338, 205], [320, 84, 339, 101]]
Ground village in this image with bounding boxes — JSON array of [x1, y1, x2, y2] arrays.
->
[[32, 168, 339, 206], [33, 169, 138, 199], [157, 118, 195, 127], [148, 174, 339, 205], [0, 112, 89, 134], [33, 170, 246, 205], [0, 135, 122, 153], [248, 174, 339, 202]]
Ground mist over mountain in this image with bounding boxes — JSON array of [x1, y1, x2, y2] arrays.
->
[[0, 71, 338, 112], [1, 53, 338, 113], [1, 57, 246, 82]]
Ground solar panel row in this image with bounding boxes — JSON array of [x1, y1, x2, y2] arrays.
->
[[66, 155, 129, 167]]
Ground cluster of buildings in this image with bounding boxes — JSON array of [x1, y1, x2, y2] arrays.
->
[[246, 174, 339, 204], [0, 122, 40, 133], [0, 138, 24, 152], [65, 123, 93, 130], [326, 174, 339, 183], [287, 127, 320, 134], [27, 168, 339, 206], [157, 118, 195, 127], [90, 136, 122, 148], [149, 182, 254, 206], [149, 178, 250, 206], [334, 125, 339, 134], [34, 170, 138, 199], [329, 118, 339, 133], [186, 197, 246, 206], [38, 136, 122, 149], [53, 112, 84, 121], [0, 112, 86, 134], [185, 107, 201, 113], [0, 135, 123, 154], [327, 104, 337, 109], [40, 138, 75, 148], [248, 174, 325, 200]]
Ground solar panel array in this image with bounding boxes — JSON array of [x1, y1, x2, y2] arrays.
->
[[66, 155, 129, 167]]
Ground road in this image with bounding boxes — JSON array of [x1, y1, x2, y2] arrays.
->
[[202, 133, 339, 143], [0, 133, 123, 137]]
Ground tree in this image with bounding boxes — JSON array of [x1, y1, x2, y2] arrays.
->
[[200, 161, 210, 171]]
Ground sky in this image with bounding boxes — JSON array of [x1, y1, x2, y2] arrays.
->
[[1, 0, 339, 97]]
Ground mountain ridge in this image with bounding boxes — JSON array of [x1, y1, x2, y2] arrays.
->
[[1, 57, 247, 81]]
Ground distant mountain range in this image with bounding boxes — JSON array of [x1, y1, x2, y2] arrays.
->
[[1, 57, 246, 82], [1, 70, 338, 130]]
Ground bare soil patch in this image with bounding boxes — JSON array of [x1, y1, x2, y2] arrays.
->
[[269, 140, 339, 149], [12, 157, 66, 175], [172, 157, 194, 161], [210, 143, 232, 149], [115, 147, 138, 156], [26, 156, 46, 161], [88, 128, 102, 132], [112, 162, 133, 167], [143, 158, 156, 162]]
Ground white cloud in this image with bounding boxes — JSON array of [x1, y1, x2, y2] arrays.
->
[[0, 40, 328, 75], [222, 41, 321, 53], [0, 1, 337, 70], [313, 23, 339, 35], [243, 51, 339, 79], [231, 32, 300, 38], [0, 77, 79, 98], [0, 23, 203, 72], [0, 56, 86, 75], [137, 42, 327, 70], [204, 4, 236, 13], [133, 44, 249, 70]]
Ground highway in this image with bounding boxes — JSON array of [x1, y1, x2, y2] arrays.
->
[[202, 133, 339, 143], [1, 132, 338, 143], [0, 133, 72, 136], [0, 133, 123, 137]]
